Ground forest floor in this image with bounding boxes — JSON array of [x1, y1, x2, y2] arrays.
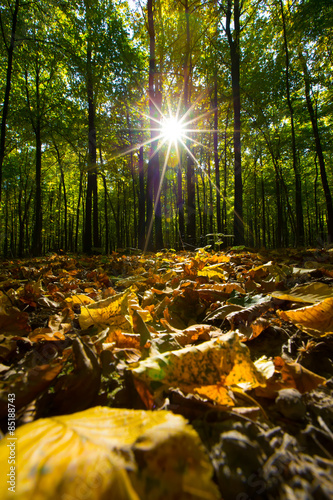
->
[[0, 246, 333, 499]]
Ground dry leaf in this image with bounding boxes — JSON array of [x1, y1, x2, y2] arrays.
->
[[132, 332, 266, 407], [277, 297, 333, 336], [79, 291, 132, 332], [0, 406, 219, 500]]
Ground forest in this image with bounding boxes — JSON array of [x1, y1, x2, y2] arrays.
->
[[0, 0, 332, 256], [1, 2, 333, 498]]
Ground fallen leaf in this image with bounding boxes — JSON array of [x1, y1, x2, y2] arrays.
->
[[255, 356, 326, 398], [0, 406, 220, 500], [46, 337, 101, 415], [0, 306, 30, 334], [277, 297, 333, 336], [65, 293, 96, 307], [271, 282, 333, 304], [79, 291, 132, 332], [132, 332, 266, 407], [0, 349, 70, 418], [28, 328, 66, 342]]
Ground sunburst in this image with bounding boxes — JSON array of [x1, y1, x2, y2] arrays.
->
[[109, 92, 238, 250]]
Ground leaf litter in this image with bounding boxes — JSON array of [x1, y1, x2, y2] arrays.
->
[[0, 247, 332, 499]]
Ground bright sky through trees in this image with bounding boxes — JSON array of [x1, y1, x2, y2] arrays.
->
[[159, 116, 187, 146]]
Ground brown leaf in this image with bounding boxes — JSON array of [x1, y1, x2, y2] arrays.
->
[[0, 306, 30, 334], [255, 356, 326, 398], [0, 349, 70, 418], [277, 297, 333, 336], [47, 337, 101, 415]]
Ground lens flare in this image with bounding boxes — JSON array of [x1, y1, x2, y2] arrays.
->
[[160, 116, 186, 145]]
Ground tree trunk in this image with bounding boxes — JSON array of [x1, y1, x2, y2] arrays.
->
[[184, 0, 196, 245], [261, 167, 266, 248], [138, 146, 146, 250], [84, 45, 99, 253], [75, 169, 83, 253], [226, 0, 244, 245], [177, 166, 185, 246], [0, 0, 20, 203], [301, 56, 333, 243], [280, 0, 304, 246], [147, 0, 163, 251], [213, 75, 221, 234]]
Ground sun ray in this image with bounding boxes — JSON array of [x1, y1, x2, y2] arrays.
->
[[111, 91, 248, 246]]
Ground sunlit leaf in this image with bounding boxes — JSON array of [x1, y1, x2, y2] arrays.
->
[[277, 297, 333, 336], [65, 294, 96, 307], [79, 290, 132, 332], [132, 332, 266, 407], [28, 328, 66, 342], [255, 356, 326, 398], [0, 407, 219, 500], [271, 282, 333, 304], [197, 263, 228, 280]]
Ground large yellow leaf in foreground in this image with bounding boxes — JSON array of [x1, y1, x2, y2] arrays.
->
[[278, 297, 333, 336], [0, 407, 219, 500], [132, 332, 266, 406]]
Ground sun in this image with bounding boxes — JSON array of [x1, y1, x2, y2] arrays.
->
[[160, 116, 187, 145]]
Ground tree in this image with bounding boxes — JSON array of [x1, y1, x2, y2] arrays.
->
[[223, 0, 244, 245], [147, 0, 163, 251], [0, 0, 20, 203]]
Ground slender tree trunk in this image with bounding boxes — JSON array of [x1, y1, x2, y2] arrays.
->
[[147, 0, 163, 250], [254, 158, 258, 247], [222, 106, 230, 234], [84, 45, 99, 253], [301, 56, 333, 243], [213, 74, 221, 234], [280, 0, 304, 246], [177, 166, 185, 245], [0, 0, 20, 203], [75, 170, 83, 253], [54, 143, 68, 250], [261, 168, 266, 248], [184, 0, 196, 245], [99, 147, 109, 255], [226, 0, 244, 245], [138, 146, 146, 250], [31, 57, 43, 256]]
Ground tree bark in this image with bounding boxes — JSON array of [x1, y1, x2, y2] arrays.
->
[[138, 146, 146, 250], [84, 44, 99, 254], [147, 0, 163, 250], [0, 0, 20, 203], [226, 0, 244, 245], [279, 0, 304, 246], [184, 0, 196, 245], [213, 74, 221, 233], [301, 55, 333, 243]]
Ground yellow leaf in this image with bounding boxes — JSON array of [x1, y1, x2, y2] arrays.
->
[[277, 297, 333, 336], [65, 294, 96, 307], [132, 332, 266, 407], [0, 407, 219, 500], [79, 291, 132, 332], [197, 263, 228, 281], [271, 282, 333, 304]]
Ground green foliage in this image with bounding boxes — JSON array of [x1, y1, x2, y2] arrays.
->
[[0, 0, 332, 255]]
